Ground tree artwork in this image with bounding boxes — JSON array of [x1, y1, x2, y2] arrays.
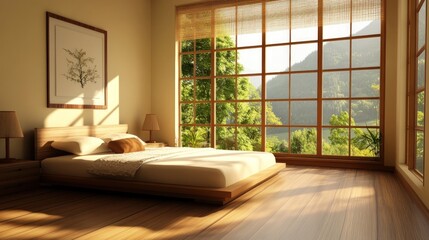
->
[[63, 48, 99, 88]]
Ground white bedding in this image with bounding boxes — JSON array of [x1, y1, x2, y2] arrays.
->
[[41, 147, 276, 188]]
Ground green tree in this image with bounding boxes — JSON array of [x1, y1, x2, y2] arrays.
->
[[180, 36, 281, 150], [291, 128, 317, 154], [323, 111, 352, 156]]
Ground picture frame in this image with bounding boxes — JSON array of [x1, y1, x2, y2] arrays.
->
[[47, 12, 107, 109]]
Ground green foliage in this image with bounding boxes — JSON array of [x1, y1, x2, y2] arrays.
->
[[180, 36, 280, 150], [181, 127, 209, 148], [291, 128, 317, 154], [352, 127, 381, 157], [266, 136, 288, 153], [322, 111, 381, 157], [63, 48, 99, 88]]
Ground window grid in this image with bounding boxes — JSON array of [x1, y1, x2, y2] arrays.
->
[[178, 0, 384, 160], [407, 0, 426, 178]]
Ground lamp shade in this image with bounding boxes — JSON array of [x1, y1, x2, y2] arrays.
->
[[0, 111, 24, 138], [142, 114, 160, 131]]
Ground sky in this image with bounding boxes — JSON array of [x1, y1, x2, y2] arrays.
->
[[237, 21, 374, 85]]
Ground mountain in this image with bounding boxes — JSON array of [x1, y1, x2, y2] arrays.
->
[[265, 21, 381, 126]]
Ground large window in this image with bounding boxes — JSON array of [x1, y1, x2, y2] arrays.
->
[[408, 0, 426, 177], [178, 0, 384, 161]]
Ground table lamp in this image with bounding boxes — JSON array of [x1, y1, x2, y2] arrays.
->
[[0, 111, 24, 160], [142, 114, 160, 143]]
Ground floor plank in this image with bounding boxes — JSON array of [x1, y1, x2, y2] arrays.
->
[[0, 167, 428, 240]]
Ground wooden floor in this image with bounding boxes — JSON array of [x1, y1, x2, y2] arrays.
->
[[1, 166, 429, 240]]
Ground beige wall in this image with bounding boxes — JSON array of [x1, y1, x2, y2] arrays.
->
[[0, 0, 151, 159]]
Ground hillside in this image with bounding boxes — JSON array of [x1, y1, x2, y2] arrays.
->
[[266, 21, 381, 125]]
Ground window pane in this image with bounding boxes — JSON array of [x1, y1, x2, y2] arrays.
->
[[237, 102, 262, 124], [216, 50, 236, 76], [291, 73, 317, 98], [351, 69, 380, 97], [418, 1, 426, 50], [196, 53, 211, 77], [237, 3, 262, 47], [216, 102, 235, 124], [417, 51, 426, 89], [196, 38, 211, 51], [238, 76, 261, 100], [216, 78, 235, 100], [416, 131, 425, 174], [352, 20, 381, 36], [417, 91, 425, 127], [216, 126, 236, 149], [267, 74, 289, 99], [181, 126, 209, 148], [323, 40, 350, 69], [291, 127, 317, 154], [196, 103, 211, 124], [267, 127, 289, 153], [195, 127, 211, 147], [181, 80, 194, 101], [323, 100, 350, 126], [181, 54, 194, 77], [291, 43, 318, 71], [351, 127, 380, 157], [181, 40, 194, 52], [266, 0, 290, 44], [323, 71, 349, 98], [181, 104, 194, 124], [352, 0, 381, 36], [237, 127, 261, 151], [291, 101, 317, 125], [238, 48, 262, 74], [291, 0, 318, 42], [351, 100, 379, 126], [196, 79, 210, 101], [266, 45, 290, 73], [352, 37, 380, 68], [322, 127, 349, 156], [324, 23, 351, 40], [267, 101, 289, 125]]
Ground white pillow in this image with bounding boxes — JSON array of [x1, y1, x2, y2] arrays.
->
[[51, 136, 110, 155], [101, 133, 146, 145]]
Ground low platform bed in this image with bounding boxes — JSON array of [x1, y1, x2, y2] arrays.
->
[[35, 124, 285, 204]]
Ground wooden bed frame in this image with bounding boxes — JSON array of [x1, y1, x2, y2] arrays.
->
[[35, 124, 285, 204]]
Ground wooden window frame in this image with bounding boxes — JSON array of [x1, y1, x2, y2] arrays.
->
[[407, 0, 426, 179], [177, 0, 385, 165]]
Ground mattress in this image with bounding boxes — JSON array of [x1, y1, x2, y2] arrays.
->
[[41, 147, 276, 188]]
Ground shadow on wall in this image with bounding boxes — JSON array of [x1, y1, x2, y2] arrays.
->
[[14, 76, 121, 159]]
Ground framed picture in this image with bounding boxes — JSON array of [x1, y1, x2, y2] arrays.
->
[[47, 12, 107, 109]]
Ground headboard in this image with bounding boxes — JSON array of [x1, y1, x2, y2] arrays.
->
[[34, 124, 128, 160]]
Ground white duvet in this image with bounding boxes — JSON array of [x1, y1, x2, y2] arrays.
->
[[42, 147, 276, 188], [87, 147, 215, 177]]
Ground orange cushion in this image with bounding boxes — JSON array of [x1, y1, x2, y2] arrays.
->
[[108, 138, 145, 153]]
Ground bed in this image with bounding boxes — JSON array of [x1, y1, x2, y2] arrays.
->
[[35, 124, 285, 204]]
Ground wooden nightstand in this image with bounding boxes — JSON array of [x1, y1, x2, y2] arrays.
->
[[145, 142, 167, 148], [0, 159, 40, 195]]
